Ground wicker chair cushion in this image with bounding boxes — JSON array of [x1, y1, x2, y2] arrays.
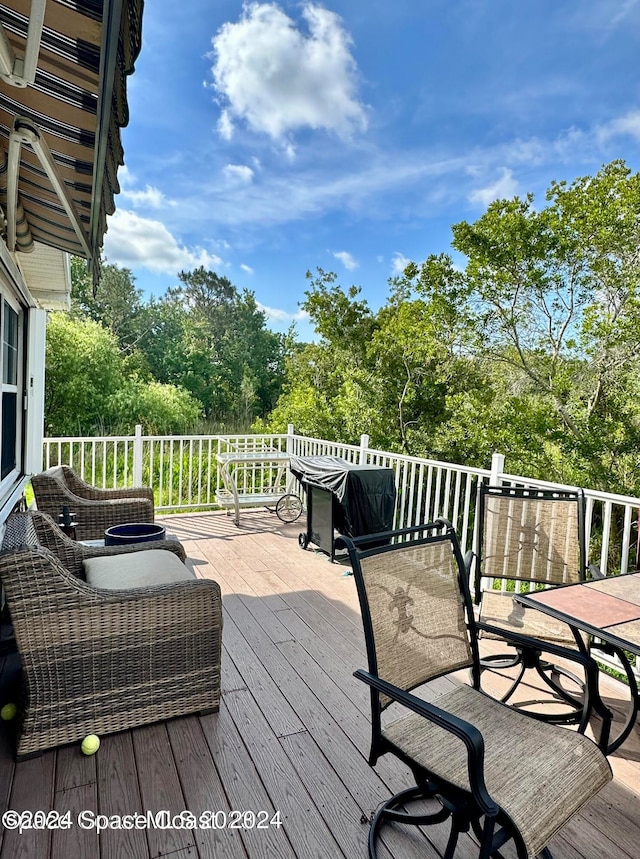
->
[[84, 550, 194, 589], [479, 590, 583, 646], [383, 684, 611, 858]]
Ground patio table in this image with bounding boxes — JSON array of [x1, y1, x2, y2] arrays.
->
[[516, 573, 640, 754]]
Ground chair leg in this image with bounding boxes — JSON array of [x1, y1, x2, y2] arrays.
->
[[495, 662, 527, 705], [366, 784, 451, 859], [537, 660, 585, 709], [477, 651, 527, 704], [482, 645, 586, 725], [443, 813, 465, 859]]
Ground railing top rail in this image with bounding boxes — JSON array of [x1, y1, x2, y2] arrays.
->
[[45, 434, 292, 444], [290, 435, 492, 476], [216, 434, 289, 440], [45, 436, 135, 443]]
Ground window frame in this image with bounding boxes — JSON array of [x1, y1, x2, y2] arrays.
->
[[0, 288, 25, 494]]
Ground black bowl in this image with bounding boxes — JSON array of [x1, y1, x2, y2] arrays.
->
[[104, 522, 166, 546]]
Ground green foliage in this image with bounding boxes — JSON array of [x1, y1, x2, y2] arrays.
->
[[108, 380, 203, 435], [71, 259, 145, 354], [263, 160, 640, 495], [51, 260, 293, 436], [45, 313, 202, 436], [138, 267, 289, 423], [45, 313, 124, 435]]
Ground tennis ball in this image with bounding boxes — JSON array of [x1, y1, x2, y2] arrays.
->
[[81, 734, 100, 755], [0, 703, 17, 721]]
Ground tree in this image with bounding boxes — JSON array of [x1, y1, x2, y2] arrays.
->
[[264, 161, 640, 494], [408, 159, 640, 490], [45, 313, 124, 435], [109, 380, 202, 434], [71, 258, 146, 355], [45, 313, 203, 436], [65, 261, 291, 432], [145, 267, 289, 423], [261, 268, 486, 457]]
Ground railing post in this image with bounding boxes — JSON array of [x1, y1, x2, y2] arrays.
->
[[490, 452, 505, 486], [285, 425, 295, 492], [133, 424, 143, 487], [360, 434, 370, 464]]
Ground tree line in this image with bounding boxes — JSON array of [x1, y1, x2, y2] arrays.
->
[[259, 160, 640, 496], [45, 265, 292, 436], [46, 159, 640, 496]]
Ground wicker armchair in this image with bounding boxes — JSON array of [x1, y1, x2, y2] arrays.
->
[[0, 514, 221, 759], [2, 510, 186, 572], [31, 465, 155, 540], [341, 522, 612, 859]]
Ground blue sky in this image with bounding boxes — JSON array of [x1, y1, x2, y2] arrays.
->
[[103, 0, 640, 341]]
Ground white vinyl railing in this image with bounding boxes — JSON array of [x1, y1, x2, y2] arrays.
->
[[41, 426, 640, 682], [42, 426, 639, 576]]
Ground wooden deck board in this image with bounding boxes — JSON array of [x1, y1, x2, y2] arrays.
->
[[132, 723, 196, 858], [166, 716, 248, 859], [97, 731, 149, 859], [0, 510, 639, 858], [200, 700, 294, 859]]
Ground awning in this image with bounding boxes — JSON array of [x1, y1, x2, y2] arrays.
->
[[0, 0, 143, 283], [14, 239, 70, 309]]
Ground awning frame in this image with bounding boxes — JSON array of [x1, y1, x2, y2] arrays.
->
[[0, 0, 46, 88], [7, 115, 92, 258]]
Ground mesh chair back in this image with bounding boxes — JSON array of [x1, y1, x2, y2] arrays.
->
[[480, 486, 584, 587], [2, 512, 39, 550], [353, 531, 474, 707]]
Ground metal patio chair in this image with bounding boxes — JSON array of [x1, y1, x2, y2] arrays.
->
[[341, 521, 612, 859], [31, 465, 154, 540], [469, 485, 593, 721]]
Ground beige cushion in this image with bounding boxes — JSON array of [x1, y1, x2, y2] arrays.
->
[[84, 549, 194, 589]]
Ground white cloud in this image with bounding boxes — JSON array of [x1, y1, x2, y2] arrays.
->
[[224, 164, 255, 183], [609, 0, 640, 28], [117, 167, 171, 208], [257, 301, 309, 323], [104, 210, 222, 274], [597, 109, 640, 143], [469, 167, 519, 207], [217, 109, 234, 140], [120, 184, 169, 208], [333, 250, 358, 271], [186, 151, 466, 229], [240, 263, 254, 274], [210, 2, 367, 141], [391, 253, 411, 276]]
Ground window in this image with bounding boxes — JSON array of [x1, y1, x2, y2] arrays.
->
[[1, 300, 21, 482]]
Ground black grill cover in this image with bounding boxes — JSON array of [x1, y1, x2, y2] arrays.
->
[[290, 455, 396, 537]]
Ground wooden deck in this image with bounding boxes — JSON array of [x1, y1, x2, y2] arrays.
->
[[0, 509, 639, 859]]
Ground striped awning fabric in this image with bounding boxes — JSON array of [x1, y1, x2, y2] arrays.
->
[[0, 0, 142, 269]]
